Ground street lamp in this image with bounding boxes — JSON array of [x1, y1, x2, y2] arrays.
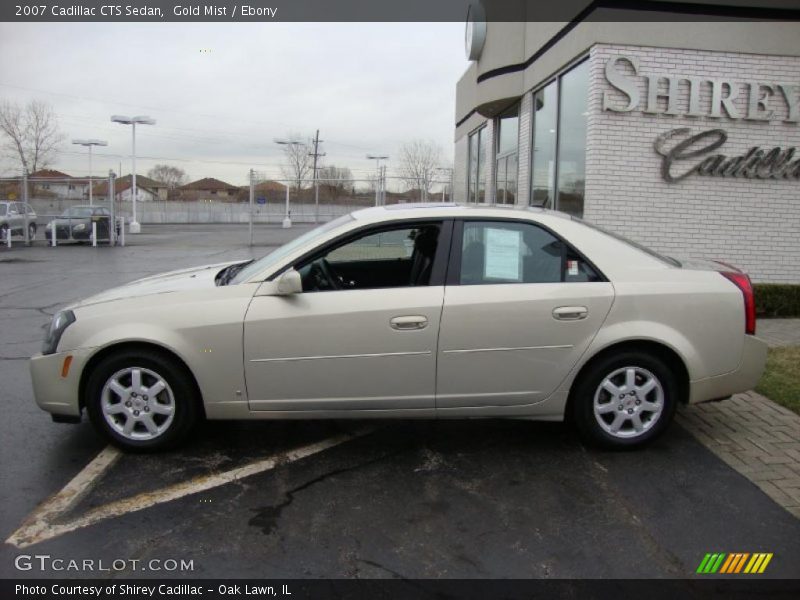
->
[[436, 167, 454, 202], [72, 139, 107, 206], [366, 155, 389, 206], [111, 115, 156, 234], [275, 138, 303, 228]]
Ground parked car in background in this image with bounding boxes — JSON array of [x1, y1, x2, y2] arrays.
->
[[0, 201, 37, 240], [29, 204, 767, 452], [45, 205, 116, 242]]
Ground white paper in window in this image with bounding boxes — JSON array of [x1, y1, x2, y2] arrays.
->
[[484, 228, 522, 281]]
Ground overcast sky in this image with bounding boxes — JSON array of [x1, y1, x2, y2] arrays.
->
[[0, 22, 467, 188]]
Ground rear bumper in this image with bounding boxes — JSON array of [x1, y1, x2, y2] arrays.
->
[[688, 335, 768, 404], [29, 348, 95, 418]]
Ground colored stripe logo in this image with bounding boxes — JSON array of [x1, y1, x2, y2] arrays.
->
[[696, 552, 773, 574]]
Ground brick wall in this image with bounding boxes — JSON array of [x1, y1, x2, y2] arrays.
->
[[586, 44, 800, 283]]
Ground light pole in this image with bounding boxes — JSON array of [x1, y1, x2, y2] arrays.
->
[[72, 139, 107, 206], [275, 138, 303, 228], [436, 167, 453, 202], [111, 115, 155, 234], [367, 155, 389, 206]]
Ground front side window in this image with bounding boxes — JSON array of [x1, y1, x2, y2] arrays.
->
[[230, 214, 355, 284], [298, 223, 442, 292], [495, 104, 519, 205], [459, 220, 599, 285], [467, 127, 486, 203]]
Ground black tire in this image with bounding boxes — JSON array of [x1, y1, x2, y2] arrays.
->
[[85, 349, 200, 452], [0, 224, 8, 241], [571, 351, 678, 449], [28, 223, 36, 240]]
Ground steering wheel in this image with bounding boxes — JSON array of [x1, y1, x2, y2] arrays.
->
[[310, 258, 342, 291]]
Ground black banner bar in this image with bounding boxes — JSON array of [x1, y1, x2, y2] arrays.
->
[[2, 0, 800, 23], [3, 579, 800, 600]]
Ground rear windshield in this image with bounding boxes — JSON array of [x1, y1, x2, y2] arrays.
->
[[61, 207, 94, 218], [572, 217, 681, 267]]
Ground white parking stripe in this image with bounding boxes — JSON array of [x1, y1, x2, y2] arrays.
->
[[5, 445, 121, 548], [6, 428, 372, 549]]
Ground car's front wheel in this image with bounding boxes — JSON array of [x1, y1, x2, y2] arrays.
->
[[85, 349, 200, 452], [28, 223, 36, 240], [571, 351, 677, 449]]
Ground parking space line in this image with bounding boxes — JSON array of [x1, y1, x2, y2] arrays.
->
[[5, 428, 373, 548], [5, 445, 121, 548]]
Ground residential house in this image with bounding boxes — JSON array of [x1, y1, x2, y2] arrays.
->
[[92, 174, 169, 202], [178, 178, 240, 201]]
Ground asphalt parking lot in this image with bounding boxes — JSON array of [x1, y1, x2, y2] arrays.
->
[[1, 224, 799, 580]]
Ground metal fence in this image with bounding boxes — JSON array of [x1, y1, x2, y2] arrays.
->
[[1, 172, 453, 247]]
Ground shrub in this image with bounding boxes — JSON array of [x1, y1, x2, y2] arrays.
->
[[754, 284, 800, 318]]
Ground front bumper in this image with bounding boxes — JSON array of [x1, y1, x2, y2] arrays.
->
[[29, 348, 95, 418], [688, 335, 769, 404]]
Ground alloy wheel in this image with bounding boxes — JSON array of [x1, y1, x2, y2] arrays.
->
[[593, 366, 665, 439], [100, 366, 176, 441]]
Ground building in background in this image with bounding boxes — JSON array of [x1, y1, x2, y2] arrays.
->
[[29, 169, 87, 200], [92, 174, 168, 203], [453, 5, 800, 282], [178, 177, 240, 201]]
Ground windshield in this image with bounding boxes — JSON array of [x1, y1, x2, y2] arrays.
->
[[572, 216, 681, 267], [230, 214, 355, 284], [61, 207, 94, 218]]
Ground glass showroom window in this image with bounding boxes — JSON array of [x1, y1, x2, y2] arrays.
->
[[467, 127, 486, 203], [530, 58, 588, 217], [495, 105, 519, 205]]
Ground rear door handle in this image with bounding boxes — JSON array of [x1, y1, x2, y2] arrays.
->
[[390, 315, 428, 330], [553, 306, 588, 321]]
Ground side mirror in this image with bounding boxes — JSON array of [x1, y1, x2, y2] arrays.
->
[[276, 268, 303, 295]]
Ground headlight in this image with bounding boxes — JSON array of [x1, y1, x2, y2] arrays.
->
[[42, 310, 76, 355], [73, 223, 86, 232]]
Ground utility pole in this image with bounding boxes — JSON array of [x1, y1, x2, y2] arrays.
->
[[308, 129, 325, 223]]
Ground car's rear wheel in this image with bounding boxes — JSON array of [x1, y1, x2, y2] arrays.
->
[[571, 351, 677, 449], [28, 223, 36, 240], [0, 224, 8, 240], [85, 349, 199, 452]]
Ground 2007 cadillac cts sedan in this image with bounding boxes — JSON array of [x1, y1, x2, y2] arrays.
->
[[30, 204, 767, 451]]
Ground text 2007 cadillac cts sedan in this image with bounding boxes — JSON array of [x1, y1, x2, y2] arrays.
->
[[30, 204, 767, 451]]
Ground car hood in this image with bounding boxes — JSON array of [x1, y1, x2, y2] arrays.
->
[[68, 261, 242, 308]]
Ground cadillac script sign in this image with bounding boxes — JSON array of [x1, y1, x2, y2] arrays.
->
[[602, 54, 800, 182]]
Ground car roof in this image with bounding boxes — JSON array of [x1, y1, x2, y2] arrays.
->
[[351, 203, 573, 225]]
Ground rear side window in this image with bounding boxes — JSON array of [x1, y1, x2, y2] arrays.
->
[[458, 220, 600, 285]]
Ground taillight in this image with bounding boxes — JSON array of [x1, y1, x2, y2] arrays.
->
[[720, 271, 756, 335]]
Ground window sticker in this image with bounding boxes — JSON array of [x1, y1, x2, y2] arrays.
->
[[568, 260, 579, 276], [484, 227, 522, 281]]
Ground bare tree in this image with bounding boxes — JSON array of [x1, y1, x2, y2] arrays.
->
[[317, 165, 353, 199], [278, 133, 312, 191], [147, 164, 188, 189], [398, 139, 442, 201], [0, 99, 64, 175]]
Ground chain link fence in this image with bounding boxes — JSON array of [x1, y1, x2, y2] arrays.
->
[[0, 171, 454, 247]]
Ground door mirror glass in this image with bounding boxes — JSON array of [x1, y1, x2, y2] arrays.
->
[[276, 268, 303, 295]]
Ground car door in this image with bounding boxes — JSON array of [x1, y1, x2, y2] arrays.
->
[[7, 202, 22, 233], [436, 218, 614, 410], [244, 220, 451, 413]]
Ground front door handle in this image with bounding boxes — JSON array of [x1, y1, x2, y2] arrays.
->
[[553, 306, 588, 321], [390, 315, 428, 330]]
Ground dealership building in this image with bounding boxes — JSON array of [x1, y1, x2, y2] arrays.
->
[[453, 8, 800, 282]]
